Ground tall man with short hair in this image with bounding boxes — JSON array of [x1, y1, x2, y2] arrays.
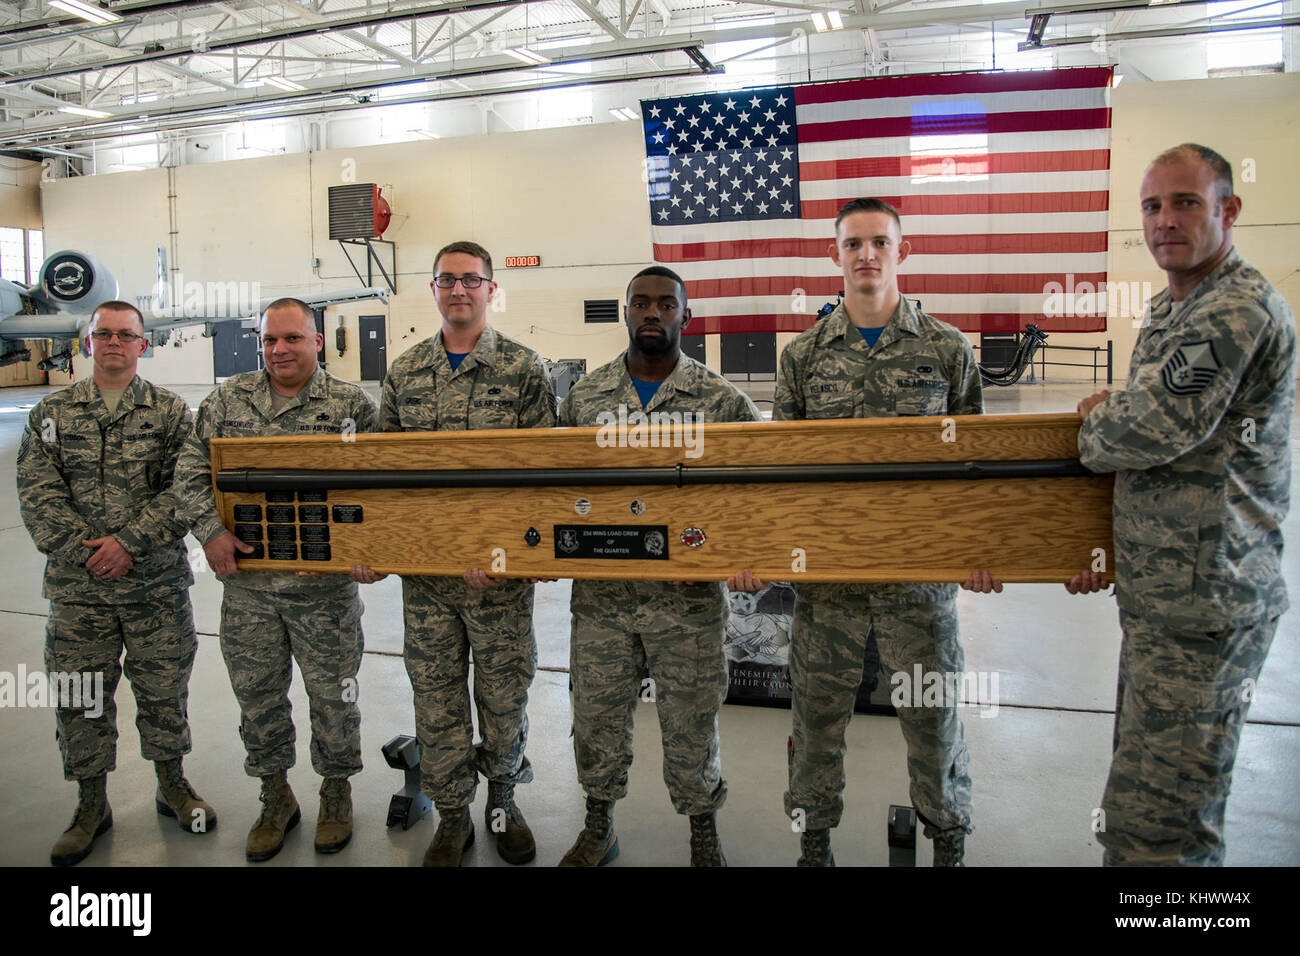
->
[[733, 198, 994, 866], [1071, 144, 1295, 865], [175, 297, 377, 862], [18, 300, 215, 866], [368, 240, 556, 867], [558, 265, 761, 867]]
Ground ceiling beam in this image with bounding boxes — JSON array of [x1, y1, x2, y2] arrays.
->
[[572, 0, 626, 40]]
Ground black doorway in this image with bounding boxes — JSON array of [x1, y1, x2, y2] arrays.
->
[[359, 314, 387, 381]]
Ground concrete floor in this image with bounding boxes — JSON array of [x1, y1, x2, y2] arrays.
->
[[0, 379, 1296, 867]]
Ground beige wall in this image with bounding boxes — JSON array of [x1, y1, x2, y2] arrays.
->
[[26, 72, 1300, 389], [0, 158, 41, 229]]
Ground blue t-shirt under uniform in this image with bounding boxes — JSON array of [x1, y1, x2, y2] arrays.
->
[[857, 326, 885, 348], [629, 374, 663, 409], [446, 351, 469, 371]]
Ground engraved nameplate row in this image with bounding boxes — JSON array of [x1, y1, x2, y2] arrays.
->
[[227, 488, 365, 563]]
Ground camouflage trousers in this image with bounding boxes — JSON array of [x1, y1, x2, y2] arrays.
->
[[785, 587, 972, 834], [1099, 610, 1278, 866], [402, 575, 536, 812], [570, 581, 729, 815], [44, 592, 197, 780], [219, 583, 364, 779]]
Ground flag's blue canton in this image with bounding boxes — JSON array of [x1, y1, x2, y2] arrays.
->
[[641, 88, 801, 225]]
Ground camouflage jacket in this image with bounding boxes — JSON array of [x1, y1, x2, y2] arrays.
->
[[561, 351, 761, 618], [17, 375, 193, 604], [174, 367, 378, 594], [776, 297, 983, 603], [379, 325, 556, 433], [1079, 249, 1296, 628]]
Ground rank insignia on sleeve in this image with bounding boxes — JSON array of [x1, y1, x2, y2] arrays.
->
[[1160, 340, 1221, 396]]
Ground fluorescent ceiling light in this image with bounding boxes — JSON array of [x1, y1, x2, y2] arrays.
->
[[505, 47, 551, 65], [262, 75, 305, 92], [60, 105, 112, 118], [609, 107, 639, 121], [811, 10, 844, 32], [48, 0, 123, 25]]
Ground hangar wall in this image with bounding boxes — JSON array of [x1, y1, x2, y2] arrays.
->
[[32, 71, 1300, 389]]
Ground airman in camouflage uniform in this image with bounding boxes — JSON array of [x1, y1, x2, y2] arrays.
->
[[174, 298, 377, 862], [558, 266, 760, 867], [369, 240, 555, 867], [743, 199, 989, 867], [1073, 145, 1295, 866], [16, 300, 215, 866]]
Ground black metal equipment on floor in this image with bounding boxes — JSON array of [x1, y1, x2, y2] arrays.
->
[[382, 735, 431, 830], [978, 324, 1049, 386], [888, 805, 918, 866]]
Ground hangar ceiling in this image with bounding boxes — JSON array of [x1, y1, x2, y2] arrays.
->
[[0, 0, 1293, 166]]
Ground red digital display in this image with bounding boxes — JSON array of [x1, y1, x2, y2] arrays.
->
[[505, 256, 541, 268]]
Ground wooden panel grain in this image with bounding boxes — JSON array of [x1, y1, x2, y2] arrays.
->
[[210, 413, 1112, 583]]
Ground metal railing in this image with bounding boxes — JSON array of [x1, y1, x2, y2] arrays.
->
[[975, 340, 1112, 386]]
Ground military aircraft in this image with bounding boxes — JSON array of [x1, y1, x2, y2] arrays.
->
[[0, 247, 388, 372]]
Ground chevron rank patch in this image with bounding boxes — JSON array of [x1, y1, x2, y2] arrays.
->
[[1160, 340, 1222, 396]]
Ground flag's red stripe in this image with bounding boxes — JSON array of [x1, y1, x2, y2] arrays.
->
[[799, 108, 1111, 144], [796, 191, 1109, 218], [685, 273, 1106, 297], [799, 149, 1111, 182], [683, 313, 1108, 335], [654, 232, 1106, 262], [793, 68, 1113, 105]]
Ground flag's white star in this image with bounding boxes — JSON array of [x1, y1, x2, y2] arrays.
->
[[777, 121, 790, 134], [682, 156, 693, 167], [649, 105, 661, 118], [723, 98, 736, 110], [738, 111, 750, 123], [764, 109, 776, 122], [705, 154, 717, 165], [755, 149, 768, 161], [699, 101, 712, 113], [768, 188, 780, 199], [692, 141, 704, 152], [665, 118, 675, 129], [757, 201, 769, 213], [741, 137, 753, 148], [730, 177, 741, 189], [775, 94, 788, 107], [781, 200, 793, 212], [751, 126, 764, 138], [769, 161, 780, 173], [677, 130, 689, 142], [708, 205, 719, 217], [714, 113, 725, 125], [705, 178, 717, 190], [766, 135, 778, 146], [683, 207, 694, 218], [756, 176, 768, 188], [673, 102, 686, 115], [781, 175, 793, 187], [743, 189, 755, 201], [670, 195, 681, 206], [669, 168, 680, 180], [742, 163, 755, 175], [719, 191, 731, 203], [732, 203, 744, 213], [658, 209, 669, 220], [781, 148, 793, 160], [725, 125, 739, 138], [667, 145, 678, 155], [653, 131, 664, 143], [701, 128, 714, 140], [749, 95, 761, 108], [683, 181, 694, 193], [695, 166, 706, 178], [688, 115, 700, 128]]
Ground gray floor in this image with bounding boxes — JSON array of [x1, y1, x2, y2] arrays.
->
[[0, 380, 1296, 867]]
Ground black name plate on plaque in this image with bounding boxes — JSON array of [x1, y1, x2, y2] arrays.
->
[[301, 543, 332, 561], [299, 490, 328, 502], [234, 523, 263, 543], [300, 525, 330, 544], [268, 542, 297, 561], [298, 505, 329, 524], [266, 491, 294, 503], [553, 525, 670, 560], [333, 505, 364, 524], [233, 504, 262, 523], [267, 524, 296, 543], [266, 505, 295, 524]]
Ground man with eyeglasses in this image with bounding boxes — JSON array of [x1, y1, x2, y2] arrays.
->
[[357, 240, 555, 866], [18, 300, 215, 866], [175, 297, 378, 862]]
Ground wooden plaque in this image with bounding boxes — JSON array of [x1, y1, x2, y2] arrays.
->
[[208, 413, 1113, 583]]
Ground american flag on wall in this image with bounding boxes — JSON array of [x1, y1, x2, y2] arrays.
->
[[640, 67, 1113, 335]]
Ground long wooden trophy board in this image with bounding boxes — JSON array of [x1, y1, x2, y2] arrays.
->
[[209, 413, 1112, 583]]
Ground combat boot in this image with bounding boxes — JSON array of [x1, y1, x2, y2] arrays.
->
[[51, 775, 112, 867], [932, 828, 965, 867], [154, 758, 217, 833], [689, 811, 727, 867], [796, 827, 835, 867], [245, 771, 300, 862], [315, 777, 352, 854], [423, 806, 474, 867], [486, 780, 535, 864], [558, 796, 618, 867]]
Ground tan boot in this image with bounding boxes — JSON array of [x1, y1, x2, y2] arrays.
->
[[51, 776, 112, 867], [558, 796, 618, 867], [155, 758, 217, 833], [315, 777, 352, 854], [689, 811, 727, 867], [422, 807, 474, 867], [486, 781, 536, 865], [245, 772, 300, 863]]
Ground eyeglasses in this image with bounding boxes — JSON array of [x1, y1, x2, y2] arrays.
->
[[89, 330, 144, 343], [433, 274, 489, 289]]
